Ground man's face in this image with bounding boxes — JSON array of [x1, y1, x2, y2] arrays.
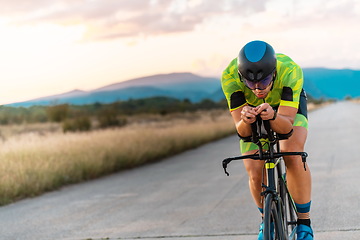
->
[[251, 81, 273, 99]]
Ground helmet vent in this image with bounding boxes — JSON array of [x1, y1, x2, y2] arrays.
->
[[247, 71, 255, 80], [256, 72, 263, 80]]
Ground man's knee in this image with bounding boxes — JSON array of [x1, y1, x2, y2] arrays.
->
[[248, 171, 262, 186], [280, 126, 307, 152]]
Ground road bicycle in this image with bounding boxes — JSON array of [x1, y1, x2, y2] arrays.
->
[[222, 116, 308, 240]]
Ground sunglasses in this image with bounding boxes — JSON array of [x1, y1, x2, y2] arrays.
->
[[240, 71, 275, 90]]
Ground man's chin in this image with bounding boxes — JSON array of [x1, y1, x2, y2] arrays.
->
[[255, 93, 267, 99]]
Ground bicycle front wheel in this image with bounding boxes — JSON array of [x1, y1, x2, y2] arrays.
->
[[263, 194, 286, 240], [278, 171, 297, 239]]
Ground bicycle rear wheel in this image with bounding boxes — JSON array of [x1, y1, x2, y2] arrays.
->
[[263, 194, 286, 240]]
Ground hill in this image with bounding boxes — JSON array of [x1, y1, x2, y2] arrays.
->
[[6, 69, 360, 107], [302, 68, 360, 99], [9, 73, 221, 107]]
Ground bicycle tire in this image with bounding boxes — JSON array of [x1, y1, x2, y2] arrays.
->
[[263, 194, 286, 240], [278, 172, 297, 239]]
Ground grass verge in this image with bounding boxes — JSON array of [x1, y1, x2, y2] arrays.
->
[[0, 110, 235, 205]]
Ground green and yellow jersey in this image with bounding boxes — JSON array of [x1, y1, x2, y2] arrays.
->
[[221, 53, 308, 154]]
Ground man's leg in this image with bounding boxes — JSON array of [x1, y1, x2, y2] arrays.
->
[[281, 126, 312, 214], [281, 126, 313, 239], [242, 150, 270, 240], [243, 150, 265, 214]]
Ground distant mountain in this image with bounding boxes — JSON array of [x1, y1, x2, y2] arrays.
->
[[302, 68, 360, 99], [33, 89, 89, 101], [8, 73, 222, 107], [94, 72, 219, 93], [6, 69, 360, 107]]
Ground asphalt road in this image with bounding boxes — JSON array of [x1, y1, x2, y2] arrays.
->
[[0, 101, 360, 240]]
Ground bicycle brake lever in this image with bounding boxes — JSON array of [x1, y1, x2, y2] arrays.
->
[[301, 152, 308, 171], [224, 168, 230, 176], [222, 159, 231, 176]]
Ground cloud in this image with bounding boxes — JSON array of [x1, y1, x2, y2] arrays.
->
[[292, 0, 359, 24], [0, 0, 54, 15], [5, 0, 267, 40]]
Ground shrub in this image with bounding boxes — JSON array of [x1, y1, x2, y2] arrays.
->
[[62, 116, 91, 133], [97, 109, 127, 128]]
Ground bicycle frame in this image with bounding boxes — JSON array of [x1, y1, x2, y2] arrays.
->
[[222, 116, 308, 239]]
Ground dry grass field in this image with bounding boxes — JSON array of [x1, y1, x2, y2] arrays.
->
[[0, 102, 332, 205], [0, 110, 235, 205]]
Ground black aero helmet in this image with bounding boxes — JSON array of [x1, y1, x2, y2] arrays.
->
[[237, 40, 277, 82]]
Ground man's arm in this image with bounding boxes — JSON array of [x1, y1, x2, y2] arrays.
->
[[230, 105, 257, 138], [231, 102, 297, 137], [255, 103, 296, 134]]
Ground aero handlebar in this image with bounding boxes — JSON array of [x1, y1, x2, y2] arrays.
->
[[222, 115, 308, 176], [222, 151, 308, 176]]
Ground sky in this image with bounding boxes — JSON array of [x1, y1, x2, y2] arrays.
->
[[0, 0, 359, 105]]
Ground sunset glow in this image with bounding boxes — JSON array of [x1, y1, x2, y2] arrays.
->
[[0, 0, 359, 104]]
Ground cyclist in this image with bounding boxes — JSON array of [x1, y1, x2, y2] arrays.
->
[[221, 40, 313, 240]]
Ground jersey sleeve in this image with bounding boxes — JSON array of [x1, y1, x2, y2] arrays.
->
[[279, 64, 304, 109], [221, 58, 247, 111]]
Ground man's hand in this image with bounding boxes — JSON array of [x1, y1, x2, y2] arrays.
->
[[241, 103, 276, 125], [255, 103, 276, 120], [241, 106, 257, 124]]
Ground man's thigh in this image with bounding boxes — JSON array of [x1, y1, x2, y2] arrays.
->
[[280, 126, 307, 152]]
